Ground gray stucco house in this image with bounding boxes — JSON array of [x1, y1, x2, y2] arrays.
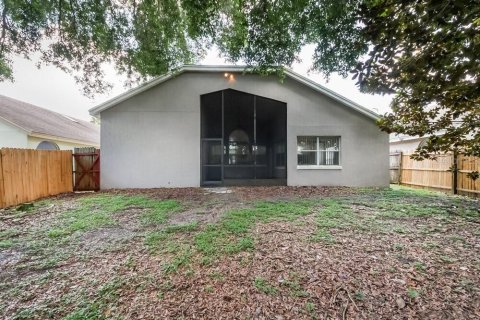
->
[[89, 65, 389, 188]]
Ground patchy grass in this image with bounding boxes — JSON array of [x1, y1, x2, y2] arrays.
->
[[164, 222, 199, 233], [194, 200, 314, 263], [62, 276, 126, 320], [0, 239, 14, 249], [281, 273, 309, 298], [254, 277, 278, 295], [1, 186, 479, 319], [139, 199, 181, 224], [47, 195, 181, 238]]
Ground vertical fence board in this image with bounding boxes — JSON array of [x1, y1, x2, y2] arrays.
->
[[0, 150, 4, 208], [0, 148, 73, 209], [457, 155, 480, 195], [390, 152, 480, 197]]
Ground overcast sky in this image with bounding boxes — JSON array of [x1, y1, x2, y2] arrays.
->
[[0, 46, 393, 121]]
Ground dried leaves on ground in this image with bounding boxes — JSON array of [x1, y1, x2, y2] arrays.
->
[[0, 186, 479, 319]]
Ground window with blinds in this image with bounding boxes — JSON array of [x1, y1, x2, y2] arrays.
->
[[297, 136, 340, 167]]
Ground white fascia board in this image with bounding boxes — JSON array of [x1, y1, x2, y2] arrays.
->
[[30, 132, 100, 147]]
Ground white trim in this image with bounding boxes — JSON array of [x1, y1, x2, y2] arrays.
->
[[29, 132, 100, 147], [297, 165, 342, 170], [89, 65, 380, 120], [0, 115, 30, 134]]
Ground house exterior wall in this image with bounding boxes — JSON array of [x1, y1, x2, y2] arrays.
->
[[0, 119, 28, 148], [27, 136, 98, 151], [100, 72, 389, 188]]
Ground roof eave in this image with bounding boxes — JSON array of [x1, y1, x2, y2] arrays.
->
[[29, 132, 100, 147], [89, 65, 380, 121], [0, 115, 32, 134], [283, 70, 380, 121], [89, 65, 250, 116]]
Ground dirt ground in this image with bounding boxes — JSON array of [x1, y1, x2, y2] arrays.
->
[[0, 186, 479, 319]]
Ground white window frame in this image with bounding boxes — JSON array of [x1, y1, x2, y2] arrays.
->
[[297, 136, 342, 170]]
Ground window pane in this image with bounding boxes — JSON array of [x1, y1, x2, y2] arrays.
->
[[254, 144, 267, 165], [298, 151, 317, 165], [204, 166, 222, 181], [319, 151, 340, 165], [297, 136, 317, 150], [202, 141, 222, 165], [274, 143, 286, 167], [297, 136, 340, 166], [318, 137, 339, 151]]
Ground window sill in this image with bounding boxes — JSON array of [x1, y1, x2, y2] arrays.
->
[[297, 165, 342, 170]]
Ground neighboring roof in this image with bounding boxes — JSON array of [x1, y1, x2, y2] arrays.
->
[[89, 65, 380, 120], [389, 134, 424, 143], [0, 95, 99, 145]]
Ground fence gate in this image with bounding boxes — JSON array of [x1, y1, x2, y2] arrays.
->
[[73, 147, 100, 191], [389, 152, 402, 184]]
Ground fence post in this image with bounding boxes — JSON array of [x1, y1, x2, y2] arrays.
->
[[452, 151, 458, 195], [0, 150, 4, 208], [398, 152, 403, 184]]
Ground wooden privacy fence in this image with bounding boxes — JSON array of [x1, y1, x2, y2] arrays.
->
[[0, 148, 73, 208], [390, 152, 480, 196]]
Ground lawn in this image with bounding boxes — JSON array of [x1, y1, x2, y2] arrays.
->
[[0, 186, 479, 319]]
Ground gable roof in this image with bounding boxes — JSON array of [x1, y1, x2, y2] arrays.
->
[[89, 65, 380, 120], [0, 95, 99, 145]]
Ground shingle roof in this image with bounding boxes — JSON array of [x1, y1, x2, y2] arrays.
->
[[0, 95, 99, 145]]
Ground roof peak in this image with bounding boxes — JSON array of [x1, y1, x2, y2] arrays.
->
[[89, 64, 379, 121]]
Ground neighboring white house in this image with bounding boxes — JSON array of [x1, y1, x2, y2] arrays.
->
[[389, 134, 426, 154], [90, 65, 389, 189], [0, 95, 99, 150]]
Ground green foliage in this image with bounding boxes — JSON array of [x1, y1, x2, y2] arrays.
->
[[281, 274, 309, 298], [305, 301, 316, 314], [62, 276, 126, 320], [354, 291, 366, 301], [161, 246, 192, 273], [140, 199, 181, 225], [164, 222, 198, 233], [0, 239, 14, 249], [312, 199, 351, 243], [0, 1, 364, 90], [2, 1, 477, 156], [2, 0, 479, 157], [364, 1, 480, 158], [0, 229, 18, 249], [254, 277, 277, 295], [407, 288, 420, 299], [195, 200, 313, 262], [144, 231, 169, 252], [414, 261, 426, 272], [49, 194, 180, 238]]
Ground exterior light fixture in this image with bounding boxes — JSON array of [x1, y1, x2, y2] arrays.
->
[[224, 72, 235, 81]]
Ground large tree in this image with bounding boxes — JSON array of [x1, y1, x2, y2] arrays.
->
[[1, 0, 479, 159]]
